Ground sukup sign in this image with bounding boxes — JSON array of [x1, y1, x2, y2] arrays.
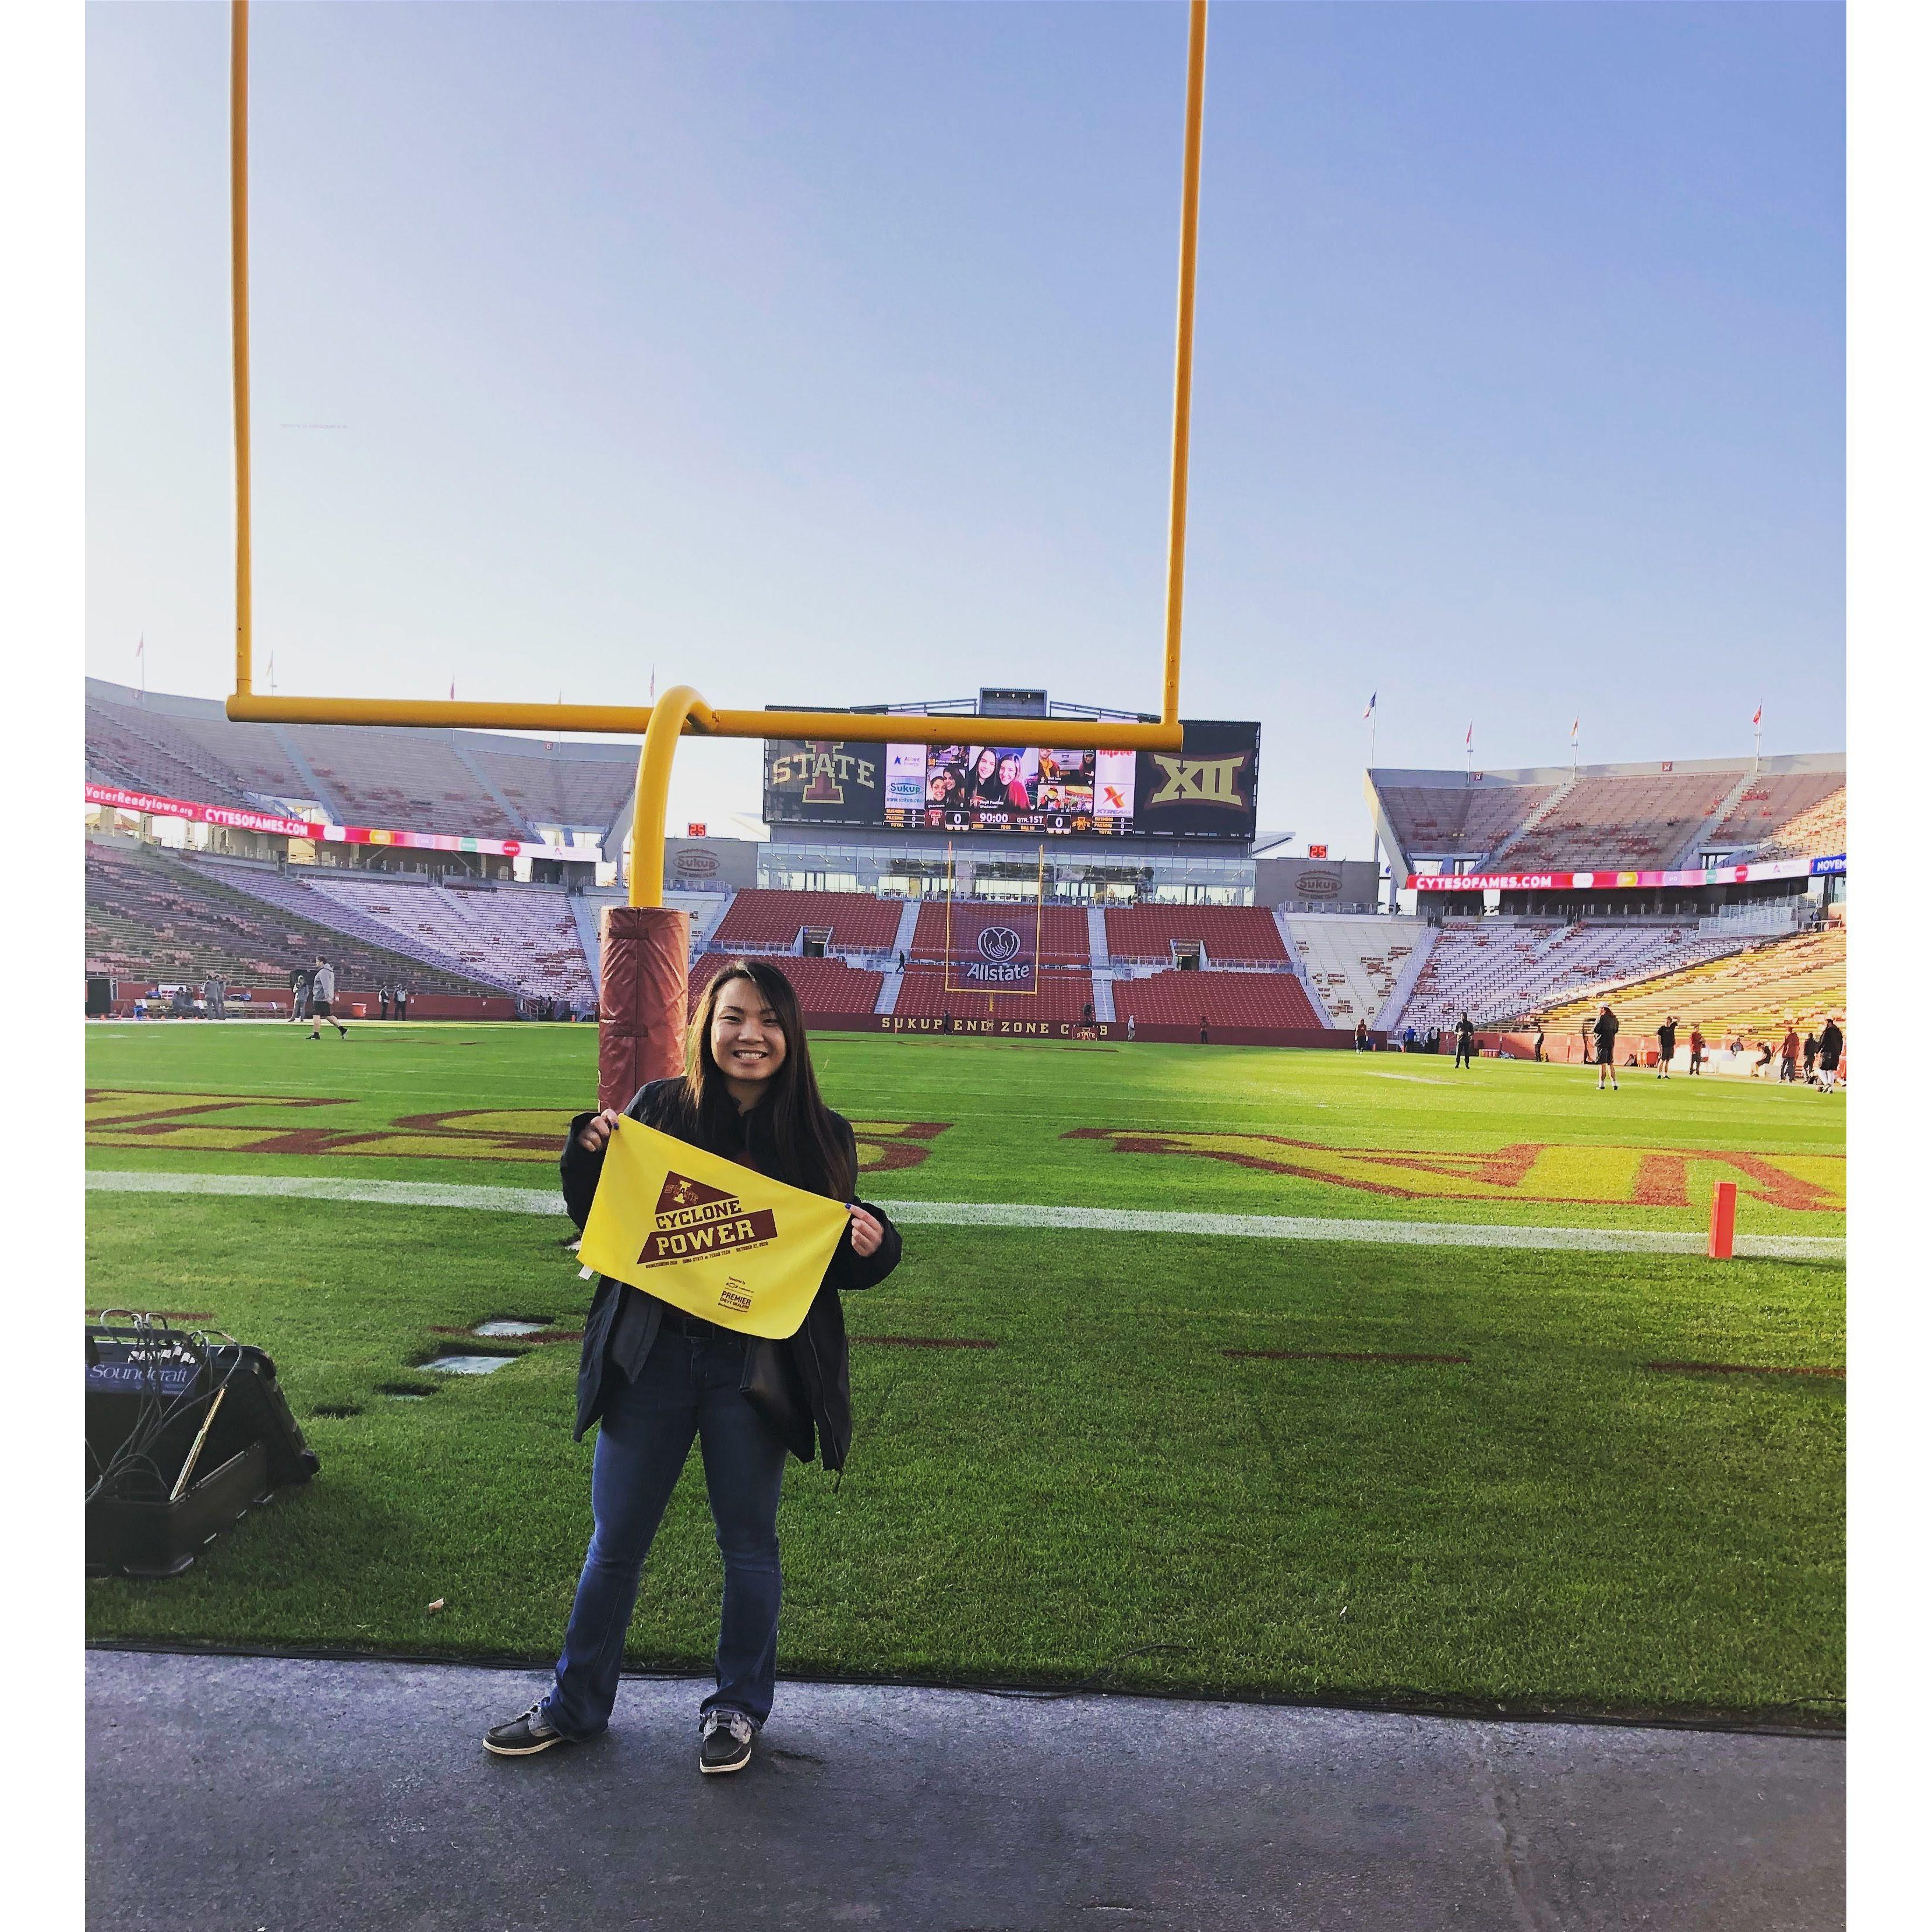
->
[[577, 1121, 850, 1338]]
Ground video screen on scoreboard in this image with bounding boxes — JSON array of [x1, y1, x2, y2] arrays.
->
[[882, 743, 1139, 836], [764, 722, 1259, 841]]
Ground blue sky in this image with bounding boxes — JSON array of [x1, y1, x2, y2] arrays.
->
[[86, 1, 1844, 850]]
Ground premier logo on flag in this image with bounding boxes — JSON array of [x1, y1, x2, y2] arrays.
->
[[577, 1120, 852, 1338]]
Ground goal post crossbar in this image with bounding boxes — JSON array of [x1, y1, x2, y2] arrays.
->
[[220, 0, 1210, 906]]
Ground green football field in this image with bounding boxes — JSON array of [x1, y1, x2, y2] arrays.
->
[[84, 1022, 1845, 1723]]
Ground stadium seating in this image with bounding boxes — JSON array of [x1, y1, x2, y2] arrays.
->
[[1538, 921, 1846, 1044], [711, 890, 905, 954], [274, 727, 527, 840], [893, 966, 1099, 1022], [908, 902, 1091, 966], [1375, 782, 1558, 865], [298, 872, 595, 1003], [1495, 772, 1746, 869], [1284, 916, 1428, 1026], [1753, 785, 1846, 861], [1701, 773, 1847, 855], [687, 952, 884, 1019], [1102, 905, 1288, 964], [86, 697, 264, 810], [84, 842, 499, 994], [183, 857, 517, 989], [1111, 970, 1323, 1030], [462, 740, 635, 833], [1392, 919, 1756, 1032]]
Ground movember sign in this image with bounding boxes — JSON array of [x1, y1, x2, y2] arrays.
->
[[577, 1120, 851, 1339], [944, 901, 1042, 996]]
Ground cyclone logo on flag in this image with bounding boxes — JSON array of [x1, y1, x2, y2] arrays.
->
[[977, 926, 1022, 963]]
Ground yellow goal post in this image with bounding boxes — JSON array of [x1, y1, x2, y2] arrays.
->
[[221, 0, 1211, 906]]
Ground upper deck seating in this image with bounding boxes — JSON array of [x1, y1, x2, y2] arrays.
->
[[1101, 905, 1288, 963], [710, 890, 905, 954], [86, 698, 262, 810], [464, 741, 637, 832], [1375, 783, 1557, 865], [1754, 786, 1845, 861], [1707, 776, 1846, 856], [1497, 772, 1745, 870], [274, 726, 524, 840]]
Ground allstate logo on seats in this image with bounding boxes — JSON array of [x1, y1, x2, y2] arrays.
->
[[960, 921, 1032, 987]]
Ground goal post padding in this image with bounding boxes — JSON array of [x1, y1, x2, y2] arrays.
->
[[598, 906, 690, 1112]]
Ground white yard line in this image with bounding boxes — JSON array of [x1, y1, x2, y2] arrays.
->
[[84, 1168, 1843, 1261]]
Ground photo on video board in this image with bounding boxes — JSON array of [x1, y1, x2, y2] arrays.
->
[[960, 746, 1039, 812], [1034, 748, 1094, 813]]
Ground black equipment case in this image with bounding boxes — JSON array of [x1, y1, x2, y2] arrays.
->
[[86, 1324, 320, 1578]]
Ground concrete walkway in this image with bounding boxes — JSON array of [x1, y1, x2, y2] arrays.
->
[[87, 1651, 1842, 1930]]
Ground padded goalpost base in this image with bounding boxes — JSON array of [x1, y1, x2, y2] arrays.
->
[[598, 906, 690, 1113]]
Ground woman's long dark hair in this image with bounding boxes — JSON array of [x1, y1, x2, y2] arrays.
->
[[684, 959, 854, 1200]]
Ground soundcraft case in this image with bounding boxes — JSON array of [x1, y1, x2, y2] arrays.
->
[[86, 1329, 320, 1578]]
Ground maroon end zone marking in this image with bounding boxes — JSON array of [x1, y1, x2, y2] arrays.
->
[[1646, 1360, 1844, 1380], [852, 1334, 999, 1350], [1224, 1348, 1470, 1366]]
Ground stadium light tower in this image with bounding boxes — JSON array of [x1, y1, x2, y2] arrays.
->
[[221, 0, 1214, 1096]]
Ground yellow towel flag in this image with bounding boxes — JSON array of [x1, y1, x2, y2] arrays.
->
[[577, 1118, 852, 1340]]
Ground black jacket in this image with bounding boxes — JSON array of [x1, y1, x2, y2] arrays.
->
[[1594, 1011, 1620, 1050], [560, 1078, 902, 1470]]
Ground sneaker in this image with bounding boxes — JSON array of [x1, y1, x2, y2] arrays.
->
[[483, 1698, 573, 1757], [699, 1709, 754, 1775]]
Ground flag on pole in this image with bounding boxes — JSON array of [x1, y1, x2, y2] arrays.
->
[[649, 665, 657, 702], [1464, 723, 1473, 750], [1570, 717, 1579, 740], [449, 679, 456, 701], [1752, 704, 1763, 726], [1363, 691, 1376, 720]]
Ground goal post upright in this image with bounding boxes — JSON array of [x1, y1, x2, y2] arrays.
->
[[219, 0, 1212, 1092]]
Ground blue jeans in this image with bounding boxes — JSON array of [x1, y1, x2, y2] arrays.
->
[[542, 1329, 788, 1737]]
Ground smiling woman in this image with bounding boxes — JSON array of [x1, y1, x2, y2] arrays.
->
[[483, 956, 905, 1776]]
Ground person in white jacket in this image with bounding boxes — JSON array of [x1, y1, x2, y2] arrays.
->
[[306, 957, 348, 1039]]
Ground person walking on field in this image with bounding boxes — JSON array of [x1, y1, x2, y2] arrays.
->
[[289, 964, 313, 1023], [379, 984, 391, 1021], [1593, 1005, 1620, 1090], [1656, 1015, 1677, 1079], [483, 959, 903, 1776], [1533, 1021, 1545, 1064], [306, 958, 348, 1039], [1817, 1016, 1843, 1093], [1199, 1014, 1209, 1046], [1688, 1025, 1706, 1076], [1803, 1030, 1819, 1082], [397, 985, 410, 1021], [1779, 1022, 1802, 1084], [1355, 1020, 1370, 1052], [1453, 1012, 1477, 1069]]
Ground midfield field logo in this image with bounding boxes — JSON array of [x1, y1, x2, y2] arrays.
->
[[86, 1093, 950, 1173], [1065, 1128, 1843, 1212]]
